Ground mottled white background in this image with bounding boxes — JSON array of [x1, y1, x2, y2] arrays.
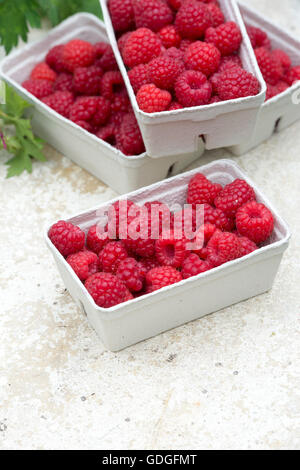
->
[[0, 0, 299, 450]]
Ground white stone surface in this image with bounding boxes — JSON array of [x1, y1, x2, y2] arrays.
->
[[0, 0, 300, 450]]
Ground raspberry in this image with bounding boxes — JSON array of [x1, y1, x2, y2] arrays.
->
[[175, 70, 212, 107], [108, 0, 135, 33], [108, 199, 138, 238], [207, 231, 241, 267], [158, 25, 181, 48], [155, 231, 188, 268], [203, 204, 234, 232], [146, 266, 182, 293], [168, 101, 183, 110], [75, 121, 94, 133], [124, 289, 134, 301], [86, 224, 110, 254], [96, 45, 118, 71], [124, 210, 156, 258], [42, 91, 74, 118], [69, 96, 111, 127], [96, 124, 119, 147], [148, 56, 184, 89], [187, 173, 222, 206], [182, 253, 212, 279], [67, 250, 99, 281], [53, 73, 73, 92], [215, 66, 260, 100], [31, 62, 57, 82], [138, 256, 161, 275], [73, 65, 103, 95], [101, 71, 124, 100], [111, 92, 130, 114], [236, 201, 274, 244], [180, 39, 193, 53], [118, 32, 132, 55], [237, 236, 257, 257], [85, 272, 128, 308], [207, 3, 225, 28], [209, 95, 221, 104], [93, 42, 110, 59], [285, 66, 300, 86], [22, 79, 53, 99], [118, 113, 145, 155], [255, 47, 283, 85], [219, 54, 242, 72], [122, 28, 162, 68], [46, 45, 66, 73], [275, 80, 289, 94], [175, 0, 212, 40], [100, 241, 128, 274], [48, 220, 85, 257], [192, 222, 217, 258], [163, 47, 184, 63], [137, 84, 172, 113], [272, 49, 291, 73], [246, 26, 271, 50], [184, 41, 221, 77], [116, 257, 145, 292], [214, 179, 256, 218], [128, 64, 150, 94], [133, 0, 173, 32], [205, 22, 242, 56], [62, 39, 95, 72], [167, 0, 182, 10]]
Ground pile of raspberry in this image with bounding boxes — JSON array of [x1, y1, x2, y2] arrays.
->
[[108, 0, 261, 113], [49, 173, 274, 308], [246, 24, 300, 101], [22, 39, 145, 156]]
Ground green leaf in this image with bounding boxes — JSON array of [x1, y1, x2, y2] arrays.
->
[[1, 83, 31, 118]]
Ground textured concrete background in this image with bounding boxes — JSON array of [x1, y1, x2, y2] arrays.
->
[[0, 0, 299, 450]]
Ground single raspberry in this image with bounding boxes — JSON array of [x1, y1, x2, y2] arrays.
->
[[124, 209, 156, 258], [236, 201, 274, 244], [175, 70, 212, 107], [74, 120, 94, 133], [69, 96, 111, 127], [96, 124, 119, 147], [118, 113, 145, 155], [207, 230, 241, 267], [182, 253, 212, 279], [42, 91, 74, 118], [124, 289, 134, 301], [167, 0, 182, 10], [48, 220, 85, 257], [237, 236, 257, 257], [133, 0, 173, 32], [116, 257, 145, 292], [207, 2, 225, 28], [158, 25, 181, 49], [272, 49, 291, 74], [93, 42, 110, 59], [187, 173, 222, 206], [62, 39, 95, 72], [101, 71, 124, 100], [255, 47, 283, 85], [168, 101, 184, 110], [122, 28, 162, 68], [215, 66, 260, 100], [31, 62, 57, 82], [246, 26, 271, 50], [46, 45, 66, 73], [137, 84, 172, 113], [85, 272, 128, 308], [180, 39, 193, 53], [67, 250, 99, 281], [53, 73, 73, 92], [218, 54, 242, 72], [214, 178, 256, 218], [118, 32, 132, 55], [163, 47, 184, 63], [108, 0, 135, 32], [111, 92, 130, 114], [86, 224, 110, 254], [155, 231, 188, 268], [138, 256, 161, 275], [128, 64, 150, 94], [175, 0, 212, 40], [203, 204, 234, 232], [96, 45, 118, 71], [184, 41, 221, 77], [285, 66, 300, 86], [146, 266, 182, 293], [100, 241, 128, 274], [192, 222, 217, 258], [22, 79, 53, 99], [148, 56, 184, 89], [209, 95, 221, 104], [205, 22, 242, 56], [91, 98, 111, 127], [73, 65, 103, 95]]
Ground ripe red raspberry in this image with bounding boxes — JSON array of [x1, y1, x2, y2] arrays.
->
[[111, 91, 130, 114], [155, 231, 188, 268], [118, 113, 145, 155], [192, 222, 217, 258], [167, 0, 182, 10], [108, 0, 135, 33], [214, 179, 256, 218], [93, 42, 109, 59], [86, 224, 110, 254], [73, 65, 103, 95], [137, 84, 172, 113], [158, 25, 182, 49], [187, 173, 222, 206], [53, 73, 73, 92], [116, 257, 145, 292], [133, 0, 173, 32], [209, 95, 221, 104], [146, 266, 182, 293], [100, 241, 128, 274], [180, 39, 193, 53], [96, 45, 118, 71], [203, 204, 234, 232], [46, 45, 66, 73], [237, 236, 257, 257], [272, 49, 291, 74], [219, 54, 242, 72], [42, 91, 74, 118], [148, 56, 184, 90], [236, 201, 274, 244], [163, 47, 184, 63], [168, 101, 183, 110], [123, 28, 162, 68], [22, 79, 53, 99], [207, 230, 241, 267], [62, 39, 95, 72], [31, 62, 57, 82], [285, 66, 300, 86], [138, 257, 161, 275], [128, 64, 150, 94], [48, 220, 85, 257], [184, 41, 221, 77], [246, 26, 271, 50], [123, 209, 156, 258], [207, 3, 225, 28], [275, 80, 289, 94], [215, 66, 260, 100], [69, 96, 111, 127], [96, 124, 119, 147], [205, 22, 242, 56], [101, 71, 124, 100], [255, 47, 283, 85], [175, 0, 212, 40], [118, 32, 132, 55], [75, 121, 94, 133], [85, 272, 128, 308], [182, 253, 212, 279], [67, 250, 99, 281], [175, 70, 212, 107]]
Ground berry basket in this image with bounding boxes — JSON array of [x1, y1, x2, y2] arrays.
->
[[100, 0, 266, 158], [229, 2, 300, 155], [45, 159, 290, 351], [0, 13, 203, 194]]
